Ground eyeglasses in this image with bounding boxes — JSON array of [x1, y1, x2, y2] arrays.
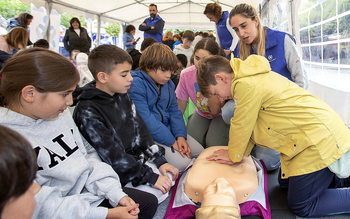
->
[[183, 40, 192, 45]]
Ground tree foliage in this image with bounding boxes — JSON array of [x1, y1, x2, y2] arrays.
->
[[60, 12, 86, 28], [0, 0, 30, 19], [105, 22, 120, 36]]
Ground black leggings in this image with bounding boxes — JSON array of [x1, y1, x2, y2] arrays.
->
[[98, 187, 158, 219]]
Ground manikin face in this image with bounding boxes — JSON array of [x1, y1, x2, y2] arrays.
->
[[149, 6, 158, 18], [72, 21, 79, 29], [28, 85, 76, 120], [207, 73, 233, 103], [205, 13, 219, 23], [102, 62, 133, 95], [230, 14, 259, 45], [194, 49, 211, 69], [148, 68, 172, 85], [1, 182, 40, 219], [202, 178, 236, 207]]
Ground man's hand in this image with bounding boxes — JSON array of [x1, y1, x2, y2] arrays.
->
[[141, 23, 146, 26]]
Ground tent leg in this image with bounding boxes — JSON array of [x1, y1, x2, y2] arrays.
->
[[44, 0, 52, 41], [96, 15, 101, 47]]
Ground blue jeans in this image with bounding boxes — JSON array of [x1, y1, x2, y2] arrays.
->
[[278, 167, 350, 217], [221, 100, 235, 125], [251, 145, 281, 171]]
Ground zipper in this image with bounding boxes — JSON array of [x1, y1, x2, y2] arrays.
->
[[166, 83, 170, 109], [155, 86, 163, 123]]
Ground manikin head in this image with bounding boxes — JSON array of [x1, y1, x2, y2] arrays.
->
[[195, 178, 241, 219]]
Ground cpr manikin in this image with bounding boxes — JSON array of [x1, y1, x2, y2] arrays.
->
[[166, 146, 268, 218], [185, 146, 258, 205], [196, 177, 241, 219]]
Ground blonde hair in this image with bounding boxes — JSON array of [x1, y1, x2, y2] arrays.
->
[[164, 31, 173, 40], [229, 3, 266, 60], [6, 27, 28, 50]]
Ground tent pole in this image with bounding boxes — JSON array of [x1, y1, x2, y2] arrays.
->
[[97, 15, 101, 47], [44, 0, 53, 41]]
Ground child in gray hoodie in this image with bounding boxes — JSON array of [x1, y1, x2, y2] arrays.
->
[[0, 48, 157, 219]]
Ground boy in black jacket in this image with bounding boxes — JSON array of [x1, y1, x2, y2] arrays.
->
[[73, 45, 179, 206]]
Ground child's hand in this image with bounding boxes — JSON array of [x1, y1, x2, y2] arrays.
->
[[154, 175, 172, 194], [106, 204, 139, 219], [206, 149, 233, 164], [171, 140, 181, 154], [118, 196, 135, 207], [177, 137, 191, 158], [159, 163, 179, 181]]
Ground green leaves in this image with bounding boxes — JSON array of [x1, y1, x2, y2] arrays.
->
[[0, 0, 30, 20]]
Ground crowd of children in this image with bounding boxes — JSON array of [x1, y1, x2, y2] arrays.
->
[[1, 2, 350, 219]]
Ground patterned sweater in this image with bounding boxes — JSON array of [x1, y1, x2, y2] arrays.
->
[[73, 82, 167, 187]]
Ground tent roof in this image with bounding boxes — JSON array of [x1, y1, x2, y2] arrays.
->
[[21, 0, 262, 29]]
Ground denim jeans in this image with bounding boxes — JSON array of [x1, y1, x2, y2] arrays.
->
[[278, 167, 350, 217], [221, 100, 236, 125], [251, 145, 281, 171]]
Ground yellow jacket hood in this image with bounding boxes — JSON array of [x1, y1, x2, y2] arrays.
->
[[230, 55, 271, 80]]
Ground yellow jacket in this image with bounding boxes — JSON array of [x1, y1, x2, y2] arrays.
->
[[228, 55, 350, 178]]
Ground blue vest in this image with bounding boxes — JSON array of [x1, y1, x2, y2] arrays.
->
[[216, 11, 232, 51], [233, 28, 295, 81], [144, 15, 163, 43]]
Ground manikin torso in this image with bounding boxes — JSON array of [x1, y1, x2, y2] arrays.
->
[[185, 146, 258, 204]]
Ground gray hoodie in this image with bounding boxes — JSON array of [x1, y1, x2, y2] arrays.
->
[[0, 108, 127, 219]]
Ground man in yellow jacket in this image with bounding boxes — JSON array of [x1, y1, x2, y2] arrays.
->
[[196, 54, 350, 217]]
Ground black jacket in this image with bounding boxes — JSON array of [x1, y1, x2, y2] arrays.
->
[[63, 27, 91, 53], [0, 50, 11, 70], [128, 49, 142, 70], [73, 82, 167, 187]]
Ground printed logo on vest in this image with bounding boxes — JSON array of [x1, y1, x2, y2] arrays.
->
[[268, 55, 276, 62]]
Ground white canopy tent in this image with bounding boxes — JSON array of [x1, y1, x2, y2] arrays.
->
[[21, 0, 262, 29], [20, 0, 302, 48]]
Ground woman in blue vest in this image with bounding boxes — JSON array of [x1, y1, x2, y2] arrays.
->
[[204, 2, 239, 60], [230, 3, 308, 89]]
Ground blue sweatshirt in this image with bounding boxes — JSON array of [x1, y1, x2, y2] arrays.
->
[[128, 70, 187, 146]]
